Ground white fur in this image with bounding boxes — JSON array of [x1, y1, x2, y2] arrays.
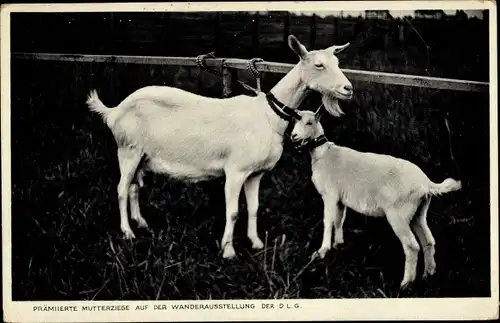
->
[[291, 110, 462, 289], [87, 35, 353, 259]]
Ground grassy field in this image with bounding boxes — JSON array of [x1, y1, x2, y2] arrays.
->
[[10, 56, 490, 300]]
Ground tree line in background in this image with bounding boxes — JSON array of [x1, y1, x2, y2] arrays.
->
[[12, 11, 488, 80]]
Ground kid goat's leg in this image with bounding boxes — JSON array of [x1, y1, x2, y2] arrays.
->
[[314, 195, 343, 259], [117, 147, 143, 240], [410, 196, 436, 278], [244, 172, 265, 250], [386, 204, 420, 289], [221, 170, 248, 259]]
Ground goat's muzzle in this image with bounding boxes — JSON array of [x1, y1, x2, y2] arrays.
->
[[334, 90, 353, 101]]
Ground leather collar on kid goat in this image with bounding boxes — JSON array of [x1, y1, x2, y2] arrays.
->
[[293, 134, 328, 152]]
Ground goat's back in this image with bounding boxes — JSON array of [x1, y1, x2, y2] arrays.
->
[[312, 144, 430, 211], [107, 87, 282, 179], [117, 86, 226, 111]]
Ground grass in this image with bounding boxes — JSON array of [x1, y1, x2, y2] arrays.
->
[[10, 58, 490, 300]]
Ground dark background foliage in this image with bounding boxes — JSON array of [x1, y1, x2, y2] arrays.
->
[[10, 11, 490, 300]]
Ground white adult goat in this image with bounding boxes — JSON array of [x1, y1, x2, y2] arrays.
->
[[86, 35, 354, 259], [290, 109, 462, 289]]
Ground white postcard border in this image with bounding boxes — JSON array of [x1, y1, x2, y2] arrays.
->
[[1, 1, 498, 322]]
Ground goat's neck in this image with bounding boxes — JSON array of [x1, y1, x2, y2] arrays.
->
[[266, 64, 309, 134], [310, 131, 331, 164], [270, 64, 308, 109]]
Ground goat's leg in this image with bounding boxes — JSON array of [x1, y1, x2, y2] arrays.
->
[[221, 171, 248, 259], [411, 196, 436, 278], [117, 147, 143, 240], [243, 172, 265, 250], [136, 168, 145, 188], [333, 204, 347, 249], [129, 183, 148, 228], [386, 206, 420, 289], [314, 196, 342, 259]]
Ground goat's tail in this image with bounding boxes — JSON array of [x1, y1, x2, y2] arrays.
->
[[86, 90, 116, 128], [428, 178, 462, 196]]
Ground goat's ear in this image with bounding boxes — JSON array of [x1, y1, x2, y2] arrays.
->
[[288, 34, 308, 60], [329, 43, 350, 55]]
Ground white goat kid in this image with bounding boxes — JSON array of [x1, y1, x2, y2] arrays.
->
[[290, 110, 462, 289], [86, 35, 353, 259]]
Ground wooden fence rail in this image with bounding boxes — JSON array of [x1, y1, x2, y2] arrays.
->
[[12, 52, 489, 94]]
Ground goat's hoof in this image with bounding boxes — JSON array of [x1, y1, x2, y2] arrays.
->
[[399, 281, 413, 291], [251, 239, 264, 250], [317, 248, 329, 259], [222, 246, 237, 259], [311, 250, 326, 261], [135, 218, 149, 228], [423, 264, 436, 278], [122, 229, 136, 240], [423, 268, 436, 280], [333, 241, 344, 249]]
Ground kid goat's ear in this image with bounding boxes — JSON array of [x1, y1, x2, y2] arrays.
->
[[315, 106, 325, 120]]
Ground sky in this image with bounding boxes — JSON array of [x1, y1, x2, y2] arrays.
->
[[292, 10, 484, 19]]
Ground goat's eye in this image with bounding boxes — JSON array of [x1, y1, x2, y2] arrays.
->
[[314, 63, 324, 69]]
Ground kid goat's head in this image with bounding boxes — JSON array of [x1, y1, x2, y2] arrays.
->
[[288, 34, 353, 117], [290, 109, 325, 147]]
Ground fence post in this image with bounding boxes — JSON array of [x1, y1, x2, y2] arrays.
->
[[398, 24, 405, 42], [222, 66, 237, 98], [213, 13, 221, 54], [333, 17, 339, 40], [108, 13, 115, 53], [283, 11, 291, 46], [164, 12, 174, 55], [252, 12, 260, 56], [310, 14, 317, 49]]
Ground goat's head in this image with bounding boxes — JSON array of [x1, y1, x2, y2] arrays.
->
[[288, 34, 353, 117], [290, 109, 325, 147]]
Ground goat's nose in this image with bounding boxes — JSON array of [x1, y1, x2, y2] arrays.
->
[[344, 84, 353, 92], [291, 133, 297, 140]]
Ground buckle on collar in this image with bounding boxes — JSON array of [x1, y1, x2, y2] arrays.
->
[[292, 140, 308, 152]]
